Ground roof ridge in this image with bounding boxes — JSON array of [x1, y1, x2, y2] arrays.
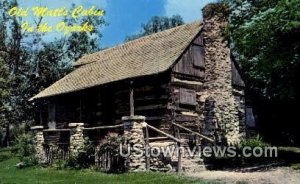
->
[[75, 20, 201, 67]]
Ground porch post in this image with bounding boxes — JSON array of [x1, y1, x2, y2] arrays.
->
[[68, 123, 85, 156], [31, 126, 45, 163], [122, 115, 146, 171]]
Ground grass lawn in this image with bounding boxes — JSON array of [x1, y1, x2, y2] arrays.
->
[[0, 150, 212, 184]]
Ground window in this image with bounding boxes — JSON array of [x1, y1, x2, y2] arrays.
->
[[179, 88, 197, 106]]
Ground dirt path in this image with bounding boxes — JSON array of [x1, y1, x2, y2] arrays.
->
[[186, 167, 300, 184]]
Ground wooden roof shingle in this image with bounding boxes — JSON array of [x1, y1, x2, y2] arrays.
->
[[31, 21, 202, 100]]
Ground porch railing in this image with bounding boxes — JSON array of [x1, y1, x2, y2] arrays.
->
[[39, 121, 214, 172], [143, 123, 183, 172]]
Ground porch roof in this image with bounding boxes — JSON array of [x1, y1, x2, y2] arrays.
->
[[30, 21, 202, 100]]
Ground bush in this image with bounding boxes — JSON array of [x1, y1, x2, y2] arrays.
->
[[98, 133, 125, 157], [52, 159, 68, 170], [96, 132, 125, 173], [237, 135, 271, 166], [65, 138, 94, 169], [15, 133, 37, 167], [240, 135, 269, 148], [206, 135, 274, 169]]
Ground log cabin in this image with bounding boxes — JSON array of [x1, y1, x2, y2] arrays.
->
[[30, 7, 252, 154]]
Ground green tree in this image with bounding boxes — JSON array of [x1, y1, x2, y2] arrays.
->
[[0, 58, 9, 114], [226, 0, 300, 100], [223, 0, 300, 145], [0, 0, 106, 146], [125, 15, 184, 41], [0, 58, 10, 146]]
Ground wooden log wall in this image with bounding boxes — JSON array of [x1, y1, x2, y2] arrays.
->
[[173, 33, 205, 81], [40, 32, 207, 143], [113, 74, 171, 136], [169, 32, 205, 138]]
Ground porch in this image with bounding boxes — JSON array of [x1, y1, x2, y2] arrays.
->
[[31, 115, 214, 172]]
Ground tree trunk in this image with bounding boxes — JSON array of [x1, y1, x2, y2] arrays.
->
[[4, 123, 10, 147]]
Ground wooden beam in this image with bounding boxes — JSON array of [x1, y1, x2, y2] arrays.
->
[[172, 72, 204, 82], [115, 95, 168, 103], [177, 142, 182, 173], [116, 104, 167, 114], [172, 122, 214, 143], [146, 124, 182, 143], [130, 87, 134, 116], [135, 104, 167, 111], [148, 137, 169, 141], [172, 77, 203, 86], [135, 95, 168, 101], [175, 114, 198, 122], [43, 129, 70, 132], [83, 124, 124, 130], [145, 116, 165, 121]]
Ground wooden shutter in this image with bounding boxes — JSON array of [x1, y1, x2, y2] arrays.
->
[[192, 45, 205, 68], [179, 88, 196, 106]]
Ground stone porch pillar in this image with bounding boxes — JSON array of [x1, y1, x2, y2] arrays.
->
[[68, 123, 85, 156], [122, 116, 146, 171], [31, 126, 45, 163]]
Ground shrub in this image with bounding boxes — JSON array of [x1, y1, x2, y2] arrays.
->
[[65, 137, 94, 169], [240, 135, 269, 148], [206, 135, 274, 169], [96, 132, 125, 173], [237, 135, 271, 166], [52, 159, 68, 170], [98, 133, 125, 156], [15, 133, 37, 167]]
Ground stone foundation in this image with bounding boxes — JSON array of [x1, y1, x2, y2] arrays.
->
[[122, 116, 146, 171], [69, 123, 85, 156], [31, 126, 45, 163]]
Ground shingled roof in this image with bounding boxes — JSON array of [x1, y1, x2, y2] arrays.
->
[[31, 21, 202, 100]]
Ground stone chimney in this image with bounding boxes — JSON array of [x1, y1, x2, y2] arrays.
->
[[202, 3, 246, 145]]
